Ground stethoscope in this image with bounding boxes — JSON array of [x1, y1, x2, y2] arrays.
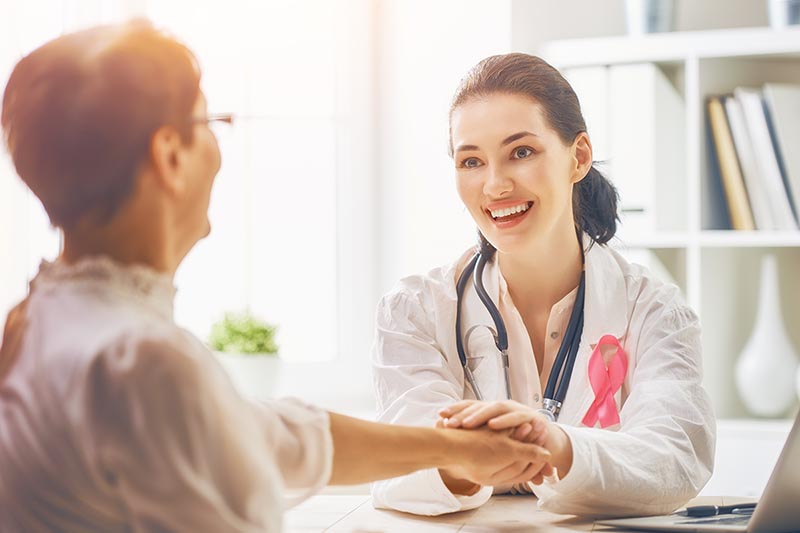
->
[[455, 251, 586, 422]]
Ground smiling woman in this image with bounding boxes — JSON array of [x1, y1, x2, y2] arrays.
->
[[371, 53, 715, 518]]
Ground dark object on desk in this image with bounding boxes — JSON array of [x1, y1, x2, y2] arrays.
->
[[685, 503, 757, 518]]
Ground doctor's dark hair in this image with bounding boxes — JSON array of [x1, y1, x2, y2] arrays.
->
[[448, 52, 618, 250], [1, 20, 201, 230]]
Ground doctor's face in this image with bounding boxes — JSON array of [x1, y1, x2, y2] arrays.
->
[[450, 93, 584, 255]]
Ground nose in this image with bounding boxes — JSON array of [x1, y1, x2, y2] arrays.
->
[[483, 162, 513, 198]]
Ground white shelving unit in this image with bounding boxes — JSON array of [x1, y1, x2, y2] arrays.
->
[[540, 27, 800, 420]]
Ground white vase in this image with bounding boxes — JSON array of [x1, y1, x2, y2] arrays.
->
[[734, 254, 799, 417], [769, 0, 800, 28], [625, 0, 675, 34]]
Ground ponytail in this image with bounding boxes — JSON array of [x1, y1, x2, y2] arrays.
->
[[573, 164, 618, 245]]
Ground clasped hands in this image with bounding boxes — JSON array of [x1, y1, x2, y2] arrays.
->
[[435, 400, 571, 494]]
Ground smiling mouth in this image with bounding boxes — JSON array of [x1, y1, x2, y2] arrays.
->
[[488, 201, 533, 221]]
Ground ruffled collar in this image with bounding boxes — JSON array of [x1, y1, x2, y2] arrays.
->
[[32, 256, 176, 320]]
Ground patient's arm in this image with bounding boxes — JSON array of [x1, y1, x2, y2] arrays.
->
[[327, 411, 551, 487]]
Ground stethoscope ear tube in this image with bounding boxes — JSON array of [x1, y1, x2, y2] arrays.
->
[[455, 253, 480, 368], [472, 254, 508, 352]]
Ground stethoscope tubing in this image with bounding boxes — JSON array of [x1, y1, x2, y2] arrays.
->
[[455, 250, 585, 420]]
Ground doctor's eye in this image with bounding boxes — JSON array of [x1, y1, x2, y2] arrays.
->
[[512, 146, 534, 159], [459, 157, 483, 169]]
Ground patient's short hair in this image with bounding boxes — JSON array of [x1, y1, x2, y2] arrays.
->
[[1, 20, 201, 229]]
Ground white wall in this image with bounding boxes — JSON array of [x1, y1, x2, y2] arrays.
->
[[375, 0, 513, 296]]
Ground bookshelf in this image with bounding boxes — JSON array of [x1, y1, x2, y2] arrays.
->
[[540, 27, 800, 420]]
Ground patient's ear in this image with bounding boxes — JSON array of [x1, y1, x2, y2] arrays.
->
[[149, 126, 188, 196]]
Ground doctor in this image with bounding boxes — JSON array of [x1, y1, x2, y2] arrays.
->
[[371, 53, 716, 517]]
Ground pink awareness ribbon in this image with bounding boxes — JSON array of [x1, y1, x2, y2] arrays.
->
[[581, 334, 628, 428]]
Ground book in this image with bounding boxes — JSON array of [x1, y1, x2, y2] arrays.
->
[[734, 87, 798, 230], [724, 95, 775, 230], [707, 95, 756, 230], [763, 83, 800, 224]]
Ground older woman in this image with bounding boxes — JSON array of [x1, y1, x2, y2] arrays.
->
[[0, 22, 550, 532]]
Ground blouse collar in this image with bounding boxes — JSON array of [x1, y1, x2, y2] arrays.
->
[[32, 255, 176, 320]]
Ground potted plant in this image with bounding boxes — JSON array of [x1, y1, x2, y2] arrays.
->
[[209, 311, 281, 399]]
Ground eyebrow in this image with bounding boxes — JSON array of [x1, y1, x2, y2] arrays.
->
[[501, 131, 538, 146], [454, 131, 539, 154]]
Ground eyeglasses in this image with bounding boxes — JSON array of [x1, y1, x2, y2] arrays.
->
[[192, 113, 234, 125]]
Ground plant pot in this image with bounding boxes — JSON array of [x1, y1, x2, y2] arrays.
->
[[214, 352, 283, 400]]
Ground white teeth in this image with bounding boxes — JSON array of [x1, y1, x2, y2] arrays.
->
[[490, 202, 530, 219]]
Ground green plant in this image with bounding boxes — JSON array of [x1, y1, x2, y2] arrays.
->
[[209, 311, 279, 356]]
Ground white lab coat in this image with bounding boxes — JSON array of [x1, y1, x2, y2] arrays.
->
[[0, 257, 332, 532], [371, 237, 715, 517]]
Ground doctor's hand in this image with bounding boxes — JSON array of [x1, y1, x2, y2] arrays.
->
[[439, 400, 572, 480], [435, 419, 551, 495]]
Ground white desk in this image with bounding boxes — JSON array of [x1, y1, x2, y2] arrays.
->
[[285, 494, 747, 532]]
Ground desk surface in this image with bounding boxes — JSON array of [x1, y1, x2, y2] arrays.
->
[[286, 494, 751, 532]]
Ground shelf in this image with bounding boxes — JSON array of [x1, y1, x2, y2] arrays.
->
[[541, 26, 800, 68], [612, 233, 690, 249], [539, 27, 800, 420], [698, 231, 800, 248]]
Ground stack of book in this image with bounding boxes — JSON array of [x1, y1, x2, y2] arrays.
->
[[707, 84, 800, 231]]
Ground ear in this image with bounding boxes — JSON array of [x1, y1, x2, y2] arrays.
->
[[571, 132, 593, 184], [149, 125, 189, 196]]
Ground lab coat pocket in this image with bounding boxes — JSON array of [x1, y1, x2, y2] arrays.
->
[[464, 326, 506, 401]]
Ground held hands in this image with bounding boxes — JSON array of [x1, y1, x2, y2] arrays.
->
[[438, 400, 573, 487], [436, 419, 552, 495]]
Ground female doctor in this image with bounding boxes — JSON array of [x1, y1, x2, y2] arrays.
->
[[371, 53, 716, 518]]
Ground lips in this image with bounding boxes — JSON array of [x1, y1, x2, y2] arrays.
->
[[486, 201, 533, 220], [485, 201, 533, 229]]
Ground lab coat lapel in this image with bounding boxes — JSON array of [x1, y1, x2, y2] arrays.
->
[[558, 236, 631, 426]]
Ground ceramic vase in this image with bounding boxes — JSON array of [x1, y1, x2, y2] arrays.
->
[[625, 0, 675, 34], [734, 254, 799, 417], [769, 0, 800, 28]]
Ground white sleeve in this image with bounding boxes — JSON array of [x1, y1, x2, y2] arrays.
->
[[534, 304, 716, 517], [82, 328, 331, 532], [251, 397, 333, 506], [370, 290, 493, 516]]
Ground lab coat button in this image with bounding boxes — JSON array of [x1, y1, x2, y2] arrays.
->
[[550, 331, 559, 339], [533, 393, 540, 402]]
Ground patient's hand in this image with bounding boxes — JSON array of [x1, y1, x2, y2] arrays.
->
[[435, 419, 552, 495], [439, 400, 569, 481]]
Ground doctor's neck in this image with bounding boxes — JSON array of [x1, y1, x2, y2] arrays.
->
[[496, 226, 584, 311]]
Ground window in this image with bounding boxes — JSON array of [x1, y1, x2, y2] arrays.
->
[[146, 0, 374, 362], [0, 1, 376, 365]]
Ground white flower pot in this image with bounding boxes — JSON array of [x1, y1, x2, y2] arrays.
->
[[734, 254, 799, 417], [215, 352, 282, 400]]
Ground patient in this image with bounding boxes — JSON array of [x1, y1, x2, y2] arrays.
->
[[0, 21, 551, 532]]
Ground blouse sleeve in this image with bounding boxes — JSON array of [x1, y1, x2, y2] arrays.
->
[[80, 326, 332, 533]]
